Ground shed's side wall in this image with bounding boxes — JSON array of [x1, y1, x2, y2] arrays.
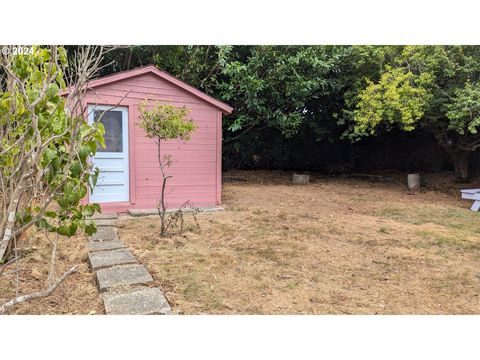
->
[[84, 73, 222, 212]]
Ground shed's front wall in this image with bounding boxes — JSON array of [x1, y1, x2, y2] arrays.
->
[[84, 72, 222, 212]]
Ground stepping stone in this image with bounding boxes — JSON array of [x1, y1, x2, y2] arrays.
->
[[88, 249, 137, 270], [89, 226, 118, 242], [87, 240, 126, 253], [95, 219, 117, 227], [103, 288, 171, 315], [96, 264, 153, 292], [90, 213, 118, 220]]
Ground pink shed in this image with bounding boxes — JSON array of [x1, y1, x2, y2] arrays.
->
[[79, 65, 233, 213]]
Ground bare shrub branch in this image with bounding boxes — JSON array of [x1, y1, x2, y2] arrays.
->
[[0, 265, 78, 314]]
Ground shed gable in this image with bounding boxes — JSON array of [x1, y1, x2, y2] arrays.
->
[[86, 72, 220, 112], [82, 65, 233, 114]]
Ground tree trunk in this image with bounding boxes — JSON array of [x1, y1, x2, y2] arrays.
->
[[159, 175, 168, 236], [432, 128, 474, 183], [158, 174, 172, 237], [451, 151, 471, 182], [0, 193, 20, 262]]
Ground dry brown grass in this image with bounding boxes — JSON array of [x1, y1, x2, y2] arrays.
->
[[0, 228, 102, 314], [7, 170, 477, 315], [118, 170, 480, 314]]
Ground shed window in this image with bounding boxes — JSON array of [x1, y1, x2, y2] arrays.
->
[[94, 110, 123, 152]]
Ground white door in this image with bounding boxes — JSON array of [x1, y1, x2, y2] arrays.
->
[[88, 105, 129, 203]]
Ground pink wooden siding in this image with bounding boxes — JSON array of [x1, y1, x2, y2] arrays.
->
[[81, 67, 231, 213]]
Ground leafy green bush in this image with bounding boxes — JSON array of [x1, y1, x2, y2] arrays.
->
[[0, 46, 105, 261]]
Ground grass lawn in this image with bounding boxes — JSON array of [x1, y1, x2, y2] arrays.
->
[[118, 170, 480, 314]]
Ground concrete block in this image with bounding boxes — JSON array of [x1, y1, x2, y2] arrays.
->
[[88, 249, 137, 270], [89, 226, 119, 242], [87, 240, 126, 253], [103, 288, 171, 315], [292, 173, 310, 184], [96, 264, 153, 292], [89, 213, 118, 220], [95, 219, 117, 227]]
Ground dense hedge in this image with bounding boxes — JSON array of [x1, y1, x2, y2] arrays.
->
[[76, 45, 480, 177], [223, 128, 455, 174]]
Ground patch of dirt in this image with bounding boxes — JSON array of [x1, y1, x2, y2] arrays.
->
[[0, 228, 102, 315], [118, 170, 480, 314]]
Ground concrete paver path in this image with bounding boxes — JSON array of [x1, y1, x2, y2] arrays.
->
[[87, 213, 171, 315]]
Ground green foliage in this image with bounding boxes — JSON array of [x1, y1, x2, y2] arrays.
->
[[96, 45, 353, 158], [446, 81, 480, 135], [150, 45, 350, 138], [351, 66, 433, 138], [340, 45, 480, 179], [85, 45, 480, 178], [218, 46, 345, 136], [138, 101, 197, 141], [1, 46, 104, 238], [137, 100, 197, 236], [345, 46, 480, 140]]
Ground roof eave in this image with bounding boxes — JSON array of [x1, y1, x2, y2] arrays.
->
[[61, 65, 233, 115]]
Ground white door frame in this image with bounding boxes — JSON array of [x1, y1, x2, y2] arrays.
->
[[88, 104, 129, 203]]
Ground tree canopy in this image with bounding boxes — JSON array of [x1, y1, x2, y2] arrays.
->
[[87, 45, 480, 180], [344, 45, 480, 180]]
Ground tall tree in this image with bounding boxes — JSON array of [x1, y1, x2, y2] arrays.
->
[[151, 45, 350, 141], [344, 45, 480, 181], [94, 46, 354, 164]]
